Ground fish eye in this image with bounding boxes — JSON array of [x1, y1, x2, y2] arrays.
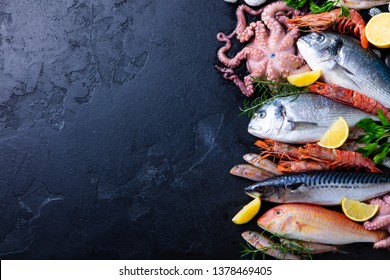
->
[[275, 209, 283, 216], [257, 110, 266, 118], [316, 34, 325, 42]]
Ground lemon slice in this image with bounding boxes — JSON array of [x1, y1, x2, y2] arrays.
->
[[317, 117, 349, 149], [365, 13, 390, 48], [287, 69, 322, 87], [341, 197, 379, 222], [232, 197, 261, 225]]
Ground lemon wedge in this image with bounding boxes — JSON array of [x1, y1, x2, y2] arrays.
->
[[365, 13, 390, 48], [232, 197, 261, 225], [287, 69, 322, 87], [341, 197, 379, 222], [317, 117, 349, 149]]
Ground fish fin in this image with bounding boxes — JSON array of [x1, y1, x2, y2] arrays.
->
[[287, 120, 319, 131], [336, 247, 350, 254], [281, 215, 294, 232], [295, 221, 307, 232], [331, 61, 363, 91]]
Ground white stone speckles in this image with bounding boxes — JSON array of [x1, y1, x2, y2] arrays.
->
[[369, 7, 382, 17], [373, 49, 382, 58], [244, 0, 267, 6]]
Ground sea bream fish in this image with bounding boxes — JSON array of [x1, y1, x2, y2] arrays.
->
[[297, 32, 390, 108], [247, 93, 374, 144], [245, 171, 390, 205]]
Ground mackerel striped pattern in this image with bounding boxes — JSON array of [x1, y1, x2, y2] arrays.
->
[[277, 171, 390, 187], [246, 171, 390, 205]]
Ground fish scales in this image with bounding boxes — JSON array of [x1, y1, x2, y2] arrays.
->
[[257, 204, 388, 245], [248, 93, 374, 144], [245, 171, 390, 205], [297, 32, 390, 108]]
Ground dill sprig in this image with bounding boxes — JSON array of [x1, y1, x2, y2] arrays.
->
[[239, 77, 307, 118]]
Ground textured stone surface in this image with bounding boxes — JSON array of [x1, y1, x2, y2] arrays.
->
[[0, 0, 389, 259]]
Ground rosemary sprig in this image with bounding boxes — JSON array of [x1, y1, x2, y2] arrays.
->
[[239, 77, 307, 118], [240, 242, 264, 260], [240, 232, 313, 260]]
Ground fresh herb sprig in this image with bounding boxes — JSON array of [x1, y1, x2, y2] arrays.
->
[[239, 77, 307, 117], [283, 0, 350, 17], [356, 110, 390, 164], [240, 232, 313, 260]]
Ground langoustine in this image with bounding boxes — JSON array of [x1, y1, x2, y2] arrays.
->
[[307, 82, 390, 120], [287, 8, 369, 48], [255, 139, 381, 173]]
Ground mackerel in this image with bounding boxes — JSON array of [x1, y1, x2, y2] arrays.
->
[[245, 171, 390, 205]]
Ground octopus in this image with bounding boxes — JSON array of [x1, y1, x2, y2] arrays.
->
[[215, 1, 311, 97], [364, 194, 390, 249]]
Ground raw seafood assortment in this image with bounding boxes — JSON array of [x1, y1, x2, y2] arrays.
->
[[216, 1, 311, 96], [216, 0, 390, 259]]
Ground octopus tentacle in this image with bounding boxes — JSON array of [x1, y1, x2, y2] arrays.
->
[[244, 63, 267, 95], [253, 21, 268, 47], [364, 215, 390, 230], [383, 194, 390, 205], [215, 66, 253, 97], [262, 2, 293, 49], [215, 1, 308, 96], [369, 197, 389, 207], [217, 34, 259, 69], [235, 5, 264, 43], [363, 200, 390, 249], [373, 237, 390, 249]]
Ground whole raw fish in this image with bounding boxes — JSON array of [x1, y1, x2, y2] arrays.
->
[[245, 171, 390, 205], [280, 238, 347, 255], [230, 164, 275, 181], [336, 0, 390, 9], [241, 231, 301, 260], [257, 204, 388, 245], [247, 93, 374, 144], [243, 154, 283, 175], [297, 32, 390, 108]]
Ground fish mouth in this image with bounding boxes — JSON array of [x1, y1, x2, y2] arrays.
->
[[297, 37, 312, 55], [257, 218, 274, 233], [245, 190, 261, 199], [247, 125, 260, 138]]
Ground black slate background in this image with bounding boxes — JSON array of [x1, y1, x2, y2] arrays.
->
[[0, 0, 389, 260]]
